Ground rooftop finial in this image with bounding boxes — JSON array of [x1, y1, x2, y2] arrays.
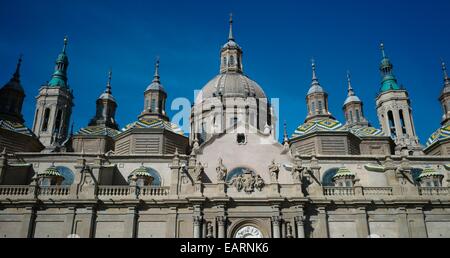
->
[[63, 36, 68, 53], [311, 58, 318, 81], [380, 42, 386, 58], [153, 57, 160, 83], [228, 13, 234, 41], [106, 68, 112, 94], [13, 54, 23, 79], [441, 58, 449, 80], [347, 70, 354, 96]]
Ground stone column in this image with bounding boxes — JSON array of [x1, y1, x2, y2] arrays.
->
[[169, 150, 181, 197], [20, 206, 35, 238], [64, 207, 76, 237], [408, 207, 428, 238], [0, 151, 7, 185], [356, 207, 369, 238], [217, 216, 226, 238], [272, 216, 281, 238], [396, 207, 410, 238], [124, 207, 137, 238], [76, 206, 96, 238], [317, 207, 329, 238], [193, 216, 202, 238], [295, 216, 305, 238]]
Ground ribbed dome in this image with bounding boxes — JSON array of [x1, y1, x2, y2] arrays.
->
[[308, 84, 324, 95], [146, 81, 165, 92], [99, 92, 116, 102], [343, 95, 361, 105], [195, 73, 266, 104]]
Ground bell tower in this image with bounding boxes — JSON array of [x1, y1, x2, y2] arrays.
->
[[32, 36, 74, 151], [375, 43, 421, 155]]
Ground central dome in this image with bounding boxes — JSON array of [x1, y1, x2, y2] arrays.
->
[[195, 72, 267, 104]]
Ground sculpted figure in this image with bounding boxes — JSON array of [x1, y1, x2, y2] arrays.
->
[[193, 162, 204, 182], [216, 158, 227, 182], [269, 160, 280, 182]]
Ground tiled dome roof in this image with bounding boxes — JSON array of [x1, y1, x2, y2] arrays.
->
[[292, 118, 345, 138], [347, 126, 385, 138], [129, 166, 153, 178], [0, 119, 35, 137], [332, 167, 355, 180], [76, 126, 120, 137], [38, 165, 64, 178], [122, 118, 184, 135], [426, 124, 450, 147], [418, 167, 443, 179]]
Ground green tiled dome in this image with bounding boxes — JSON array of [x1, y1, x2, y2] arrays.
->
[[123, 118, 184, 135], [418, 167, 443, 179], [39, 165, 64, 178], [292, 118, 345, 138], [129, 166, 152, 178], [332, 167, 355, 180], [426, 124, 450, 147]]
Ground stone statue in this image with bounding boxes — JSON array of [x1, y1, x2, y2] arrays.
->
[[286, 222, 293, 238], [193, 162, 204, 182], [269, 160, 280, 182], [291, 163, 303, 182], [255, 175, 265, 191], [206, 222, 214, 238], [216, 158, 227, 182]]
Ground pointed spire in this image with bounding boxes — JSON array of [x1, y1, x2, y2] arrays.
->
[[228, 13, 234, 41], [12, 54, 23, 80], [152, 57, 160, 83], [380, 42, 386, 58], [441, 59, 449, 82], [311, 58, 318, 81], [63, 36, 68, 53], [106, 68, 112, 94], [347, 70, 355, 96]]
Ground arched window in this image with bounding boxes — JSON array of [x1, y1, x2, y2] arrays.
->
[[54, 109, 62, 133], [410, 168, 422, 186], [322, 168, 340, 186], [223, 57, 227, 67], [356, 109, 360, 122], [311, 102, 315, 114], [387, 111, 396, 138], [318, 101, 323, 114], [57, 166, 75, 185], [349, 110, 353, 123], [42, 108, 51, 132], [151, 99, 156, 111], [399, 110, 407, 134], [229, 55, 235, 66]]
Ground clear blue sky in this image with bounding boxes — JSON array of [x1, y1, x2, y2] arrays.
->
[[1, 0, 449, 144]]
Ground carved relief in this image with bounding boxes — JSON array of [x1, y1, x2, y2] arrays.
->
[[191, 162, 204, 182], [229, 168, 265, 194]]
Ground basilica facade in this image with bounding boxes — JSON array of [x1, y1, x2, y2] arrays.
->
[[0, 17, 449, 238]]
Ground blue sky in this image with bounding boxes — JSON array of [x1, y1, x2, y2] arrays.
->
[[1, 0, 449, 144]]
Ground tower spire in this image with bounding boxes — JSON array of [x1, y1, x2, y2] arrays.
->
[[228, 13, 234, 41], [380, 42, 386, 58], [283, 121, 289, 143], [442, 59, 450, 83], [106, 68, 112, 94], [311, 58, 318, 82], [153, 57, 160, 83], [63, 36, 68, 53], [13, 54, 23, 80], [347, 70, 355, 96]]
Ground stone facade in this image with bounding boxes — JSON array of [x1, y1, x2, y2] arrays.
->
[[0, 17, 450, 238]]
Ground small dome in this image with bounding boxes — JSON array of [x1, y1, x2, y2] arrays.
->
[[39, 165, 64, 178], [426, 124, 450, 147], [222, 40, 241, 49], [332, 167, 355, 180], [122, 118, 184, 135], [129, 166, 153, 178], [307, 84, 324, 95], [99, 92, 116, 102], [418, 167, 443, 179], [195, 73, 266, 104], [343, 95, 361, 105], [292, 118, 345, 138], [146, 81, 165, 92]]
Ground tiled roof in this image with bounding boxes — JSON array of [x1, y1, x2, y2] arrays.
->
[[292, 118, 345, 138], [76, 126, 120, 137], [122, 118, 184, 135], [0, 119, 35, 137]]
